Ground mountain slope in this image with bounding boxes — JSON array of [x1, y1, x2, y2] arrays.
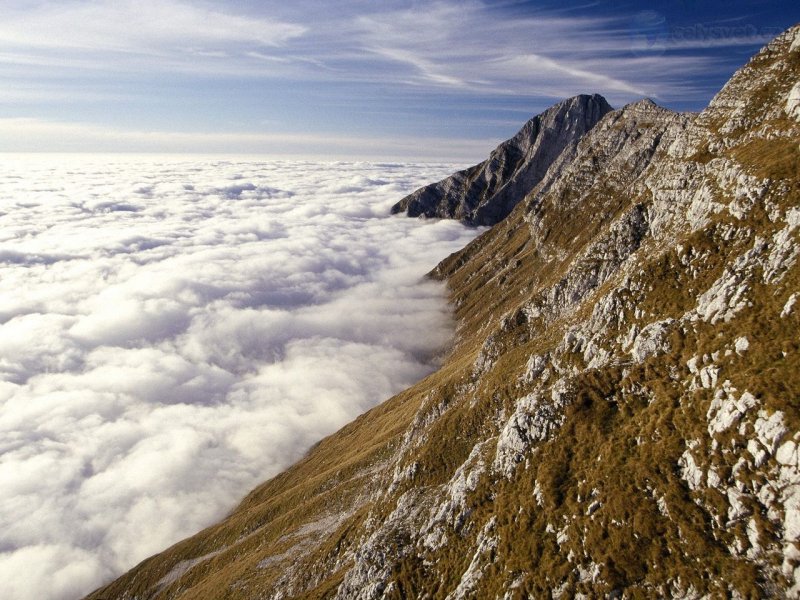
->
[[86, 24, 800, 599], [390, 94, 613, 226]]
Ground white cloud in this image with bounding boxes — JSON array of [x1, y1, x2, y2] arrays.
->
[[0, 0, 751, 109], [0, 156, 481, 600], [0, 0, 306, 53], [343, 1, 724, 102]]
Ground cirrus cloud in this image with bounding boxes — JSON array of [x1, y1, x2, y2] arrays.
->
[[0, 0, 306, 54]]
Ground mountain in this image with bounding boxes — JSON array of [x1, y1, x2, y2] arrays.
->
[[86, 24, 800, 599], [390, 94, 613, 226]]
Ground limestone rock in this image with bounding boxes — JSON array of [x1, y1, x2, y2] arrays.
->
[[391, 94, 613, 225], [632, 318, 674, 363], [787, 82, 800, 122]]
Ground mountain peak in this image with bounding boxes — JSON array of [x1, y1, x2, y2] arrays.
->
[[623, 97, 660, 110], [701, 22, 800, 138], [391, 93, 613, 226]]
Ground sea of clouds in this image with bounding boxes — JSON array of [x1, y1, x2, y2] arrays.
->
[[0, 156, 480, 600]]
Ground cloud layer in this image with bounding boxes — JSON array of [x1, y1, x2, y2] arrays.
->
[[0, 157, 480, 600]]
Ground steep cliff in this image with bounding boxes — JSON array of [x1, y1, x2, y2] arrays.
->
[[390, 94, 613, 226], [86, 24, 800, 599]]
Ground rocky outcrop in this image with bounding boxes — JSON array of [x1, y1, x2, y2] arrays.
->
[[390, 94, 613, 225], [85, 25, 800, 600]]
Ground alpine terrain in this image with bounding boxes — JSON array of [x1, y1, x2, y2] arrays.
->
[[87, 24, 800, 599]]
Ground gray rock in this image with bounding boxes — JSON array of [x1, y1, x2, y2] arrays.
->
[[632, 318, 675, 363], [391, 94, 613, 225]]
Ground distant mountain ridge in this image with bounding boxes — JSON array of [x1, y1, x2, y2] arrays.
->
[[87, 24, 800, 599], [391, 94, 613, 226]]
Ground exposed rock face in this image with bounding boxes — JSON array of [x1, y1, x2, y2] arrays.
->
[[86, 25, 800, 600], [390, 94, 613, 225]]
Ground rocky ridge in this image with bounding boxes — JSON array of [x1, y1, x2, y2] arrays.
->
[[87, 25, 800, 599], [390, 94, 613, 226]]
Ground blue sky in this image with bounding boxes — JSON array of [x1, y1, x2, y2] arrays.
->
[[0, 0, 797, 160]]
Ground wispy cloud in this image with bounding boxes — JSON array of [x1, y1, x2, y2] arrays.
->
[[336, 2, 734, 103], [0, 1, 791, 154], [0, 1, 753, 98], [0, 0, 311, 85], [0, 0, 306, 54]]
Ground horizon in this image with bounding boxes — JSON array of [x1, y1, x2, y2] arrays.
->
[[1, 1, 798, 161]]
